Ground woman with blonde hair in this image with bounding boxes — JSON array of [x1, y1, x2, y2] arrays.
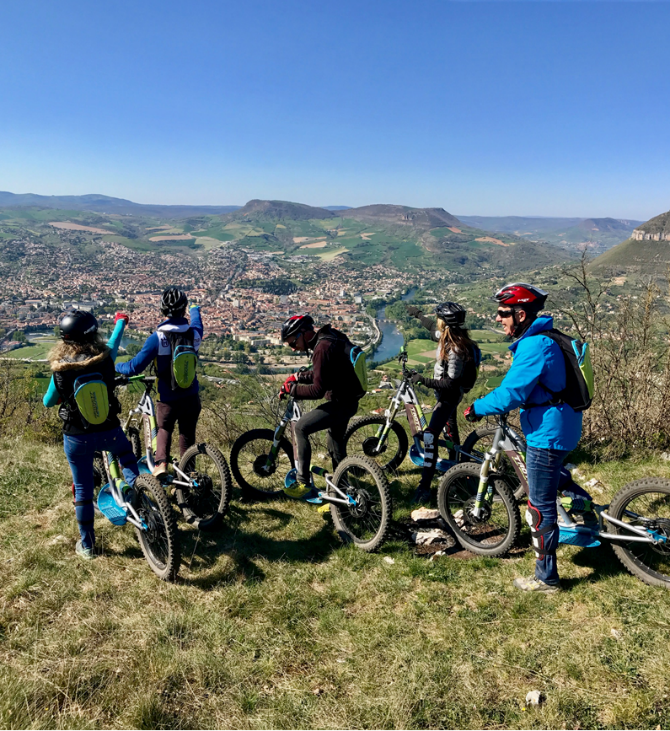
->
[[43, 310, 139, 559], [405, 302, 481, 504]]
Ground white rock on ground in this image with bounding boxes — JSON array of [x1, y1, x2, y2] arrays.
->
[[411, 507, 440, 522], [584, 478, 601, 488], [383, 556, 395, 565], [412, 529, 449, 546], [525, 690, 544, 706], [453, 509, 466, 528]]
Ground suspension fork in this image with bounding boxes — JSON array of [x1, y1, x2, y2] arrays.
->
[[472, 425, 504, 517], [266, 416, 290, 469]]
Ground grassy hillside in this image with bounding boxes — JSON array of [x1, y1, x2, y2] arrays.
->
[[1, 431, 669, 728]]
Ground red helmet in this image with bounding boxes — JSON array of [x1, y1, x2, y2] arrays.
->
[[493, 283, 548, 311]]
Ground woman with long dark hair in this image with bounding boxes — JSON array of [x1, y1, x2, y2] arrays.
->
[[405, 302, 481, 504]]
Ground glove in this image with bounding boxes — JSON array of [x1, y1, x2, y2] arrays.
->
[[114, 312, 129, 324], [279, 374, 297, 399], [464, 404, 482, 423], [409, 372, 424, 385], [406, 305, 422, 317]]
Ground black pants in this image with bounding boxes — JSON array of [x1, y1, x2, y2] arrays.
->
[[418, 399, 460, 492], [293, 400, 359, 483], [155, 395, 202, 464]]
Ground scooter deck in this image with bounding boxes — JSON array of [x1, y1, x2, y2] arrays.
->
[[409, 444, 456, 473], [97, 484, 128, 526], [558, 524, 601, 548]]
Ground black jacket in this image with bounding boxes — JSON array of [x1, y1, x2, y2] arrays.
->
[[293, 325, 365, 403], [52, 348, 121, 435]]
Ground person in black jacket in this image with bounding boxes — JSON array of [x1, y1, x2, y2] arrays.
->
[[43, 311, 140, 559], [406, 302, 481, 504], [279, 314, 364, 500]]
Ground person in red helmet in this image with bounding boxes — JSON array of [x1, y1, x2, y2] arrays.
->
[[464, 283, 584, 593], [279, 314, 365, 499]]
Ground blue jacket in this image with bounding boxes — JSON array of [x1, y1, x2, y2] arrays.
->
[[473, 315, 583, 451], [115, 306, 203, 403]]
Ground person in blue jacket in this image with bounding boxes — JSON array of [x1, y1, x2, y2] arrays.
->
[[44, 310, 137, 559], [115, 287, 203, 477], [464, 283, 583, 593]]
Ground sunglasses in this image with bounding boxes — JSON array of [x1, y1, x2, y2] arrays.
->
[[286, 335, 299, 348], [496, 309, 515, 318]]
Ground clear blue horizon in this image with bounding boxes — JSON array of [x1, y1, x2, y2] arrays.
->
[[1, 0, 669, 220]]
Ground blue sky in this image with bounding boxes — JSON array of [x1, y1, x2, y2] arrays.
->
[[1, 0, 668, 218]]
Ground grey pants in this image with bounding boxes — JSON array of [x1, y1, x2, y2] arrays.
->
[[293, 400, 359, 483]]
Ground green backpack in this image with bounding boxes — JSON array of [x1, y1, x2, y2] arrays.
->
[[73, 372, 110, 426], [167, 331, 198, 390]]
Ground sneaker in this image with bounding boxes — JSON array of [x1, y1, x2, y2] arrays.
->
[[513, 575, 561, 593], [152, 462, 168, 478], [75, 539, 95, 560]]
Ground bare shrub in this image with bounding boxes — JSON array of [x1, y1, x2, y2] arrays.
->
[[554, 253, 670, 456]]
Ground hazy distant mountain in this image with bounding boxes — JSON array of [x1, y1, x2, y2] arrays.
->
[[323, 206, 351, 211], [224, 199, 335, 221], [0, 191, 240, 219], [458, 214, 643, 254]]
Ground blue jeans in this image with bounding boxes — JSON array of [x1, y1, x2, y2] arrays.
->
[[63, 427, 139, 550], [525, 445, 569, 585]]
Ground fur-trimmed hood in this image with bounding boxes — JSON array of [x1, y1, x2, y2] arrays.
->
[[50, 347, 111, 372]]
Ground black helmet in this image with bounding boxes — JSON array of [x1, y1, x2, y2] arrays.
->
[[281, 314, 314, 342], [160, 286, 188, 317], [59, 310, 99, 343], [435, 302, 466, 328]]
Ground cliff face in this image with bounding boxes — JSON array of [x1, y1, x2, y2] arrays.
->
[[631, 210, 670, 241], [632, 229, 670, 242]]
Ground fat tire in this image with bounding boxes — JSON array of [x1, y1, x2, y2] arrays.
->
[[176, 443, 232, 530], [343, 415, 409, 472], [133, 474, 181, 582], [329, 455, 392, 552], [461, 425, 525, 500], [608, 478, 670, 589], [437, 462, 521, 557], [230, 428, 294, 501], [128, 427, 142, 460]]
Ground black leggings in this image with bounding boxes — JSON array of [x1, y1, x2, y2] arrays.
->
[[418, 399, 460, 492], [293, 400, 359, 483]]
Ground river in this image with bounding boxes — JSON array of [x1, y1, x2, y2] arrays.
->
[[370, 287, 416, 364]]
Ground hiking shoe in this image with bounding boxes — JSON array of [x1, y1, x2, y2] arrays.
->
[[513, 575, 561, 593], [152, 462, 168, 478], [412, 486, 432, 505], [75, 539, 95, 560]]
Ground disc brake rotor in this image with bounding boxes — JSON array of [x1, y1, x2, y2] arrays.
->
[[252, 454, 276, 477], [362, 436, 385, 457], [347, 488, 371, 518], [463, 496, 492, 523]]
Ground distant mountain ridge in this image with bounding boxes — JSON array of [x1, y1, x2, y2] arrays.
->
[[224, 199, 335, 221], [592, 208, 670, 273], [0, 191, 240, 219], [340, 204, 461, 230]]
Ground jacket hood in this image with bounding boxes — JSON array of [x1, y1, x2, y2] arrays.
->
[[51, 347, 110, 372], [509, 315, 554, 354], [157, 316, 191, 334]]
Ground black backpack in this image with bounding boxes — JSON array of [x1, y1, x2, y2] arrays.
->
[[460, 343, 482, 393], [532, 329, 594, 412]]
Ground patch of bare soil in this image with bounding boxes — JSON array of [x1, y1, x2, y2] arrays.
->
[[148, 234, 194, 242], [299, 240, 327, 249], [476, 236, 509, 247], [49, 222, 112, 234], [448, 226, 462, 233]]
